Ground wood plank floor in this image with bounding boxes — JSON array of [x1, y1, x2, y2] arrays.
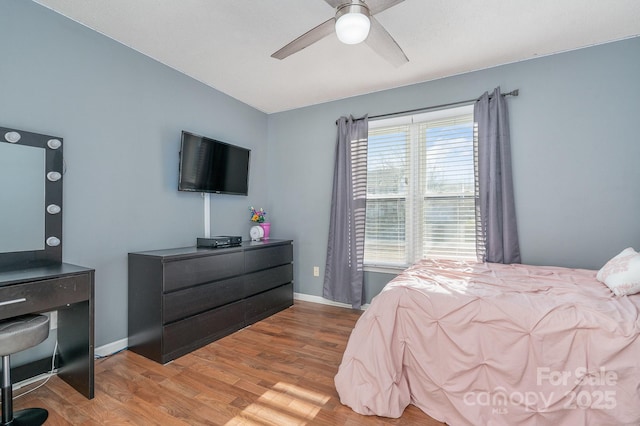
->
[[12, 301, 445, 425]]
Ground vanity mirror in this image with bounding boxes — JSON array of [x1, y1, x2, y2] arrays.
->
[[0, 126, 63, 269]]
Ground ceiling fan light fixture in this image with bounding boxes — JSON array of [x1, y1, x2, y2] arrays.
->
[[335, 2, 371, 45]]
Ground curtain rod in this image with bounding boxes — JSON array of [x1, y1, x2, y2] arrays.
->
[[369, 89, 519, 121], [336, 89, 519, 124]]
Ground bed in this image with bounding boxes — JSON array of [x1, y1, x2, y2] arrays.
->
[[334, 258, 640, 425]]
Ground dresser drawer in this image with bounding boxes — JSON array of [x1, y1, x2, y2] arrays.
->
[[244, 264, 293, 297], [245, 283, 293, 325], [163, 276, 244, 323], [244, 244, 293, 273], [163, 251, 243, 292], [0, 274, 90, 320], [163, 300, 245, 361]]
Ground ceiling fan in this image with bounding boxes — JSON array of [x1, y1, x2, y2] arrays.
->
[[271, 0, 409, 67]]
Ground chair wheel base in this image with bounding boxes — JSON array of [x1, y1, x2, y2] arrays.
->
[[3, 408, 48, 426]]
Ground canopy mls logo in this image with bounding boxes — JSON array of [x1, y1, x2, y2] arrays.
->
[[464, 367, 618, 415], [463, 386, 555, 415]]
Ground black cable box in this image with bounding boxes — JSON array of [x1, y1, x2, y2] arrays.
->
[[197, 236, 242, 248]]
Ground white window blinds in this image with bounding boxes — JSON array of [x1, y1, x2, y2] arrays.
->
[[364, 105, 478, 267]]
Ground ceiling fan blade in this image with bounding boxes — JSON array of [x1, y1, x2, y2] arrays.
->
[[365, 15, 408, 67], [271, 18, 335, 60], [365, 0, 406, 15]]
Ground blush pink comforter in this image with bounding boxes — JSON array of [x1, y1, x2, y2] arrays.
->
[[335, 259, 640, 425]]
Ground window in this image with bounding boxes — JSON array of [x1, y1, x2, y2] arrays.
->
[[364, 105, 480, 268]]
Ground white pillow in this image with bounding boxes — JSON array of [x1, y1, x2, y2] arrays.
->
[[597, 247, 640, 296]]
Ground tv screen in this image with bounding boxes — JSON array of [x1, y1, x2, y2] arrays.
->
[[178, 131, 250, 195]]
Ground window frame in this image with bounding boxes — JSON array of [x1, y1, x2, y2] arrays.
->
[[364, 104, 477, 271]]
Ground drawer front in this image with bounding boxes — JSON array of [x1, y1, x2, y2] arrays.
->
[[244, 244, 293, 273], [244, 264, 293, 298], [163, 276, 244, 323], [164, 251, 243, 292], [245, 283, 293, 325], [163, 300, 245, 360], [0, 274, 90, 320]]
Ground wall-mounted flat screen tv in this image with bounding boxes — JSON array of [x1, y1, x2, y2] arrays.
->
[[178, 131, 250, 195]]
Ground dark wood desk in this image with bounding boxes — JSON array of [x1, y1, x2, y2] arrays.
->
[[0, 263, 94, 399]]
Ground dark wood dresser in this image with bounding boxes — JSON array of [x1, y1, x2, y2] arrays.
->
[[127, 239, 293, 364]]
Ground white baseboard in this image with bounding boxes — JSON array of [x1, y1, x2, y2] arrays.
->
[[16, 339, 127, 389], [92, 295, 364, 359], [293, 292, 368, 310], [95, 337, 128, 358], [15, 372, 56, 390]]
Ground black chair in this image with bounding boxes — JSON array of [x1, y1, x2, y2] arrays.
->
[[0, 315, 50, 426]]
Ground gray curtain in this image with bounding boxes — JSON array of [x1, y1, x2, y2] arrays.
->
[[323, 115, 368, 309], [474, 87, 521, 264]]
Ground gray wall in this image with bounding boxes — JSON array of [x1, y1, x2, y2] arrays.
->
[[268, 37, 640, 302], [0, 0, 268, 351]]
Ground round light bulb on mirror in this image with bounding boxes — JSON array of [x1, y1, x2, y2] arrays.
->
[[47, 171, 62, 181], [47, 139, 62, 149], [46, 236, 61, 247], [4, 131, 21, 143], [47, 204, 61, 214]]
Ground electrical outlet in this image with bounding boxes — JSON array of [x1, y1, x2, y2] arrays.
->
[[313, 266, 320, 277]]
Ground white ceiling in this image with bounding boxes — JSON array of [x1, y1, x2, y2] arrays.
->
[[33, 0, 640, 114]]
